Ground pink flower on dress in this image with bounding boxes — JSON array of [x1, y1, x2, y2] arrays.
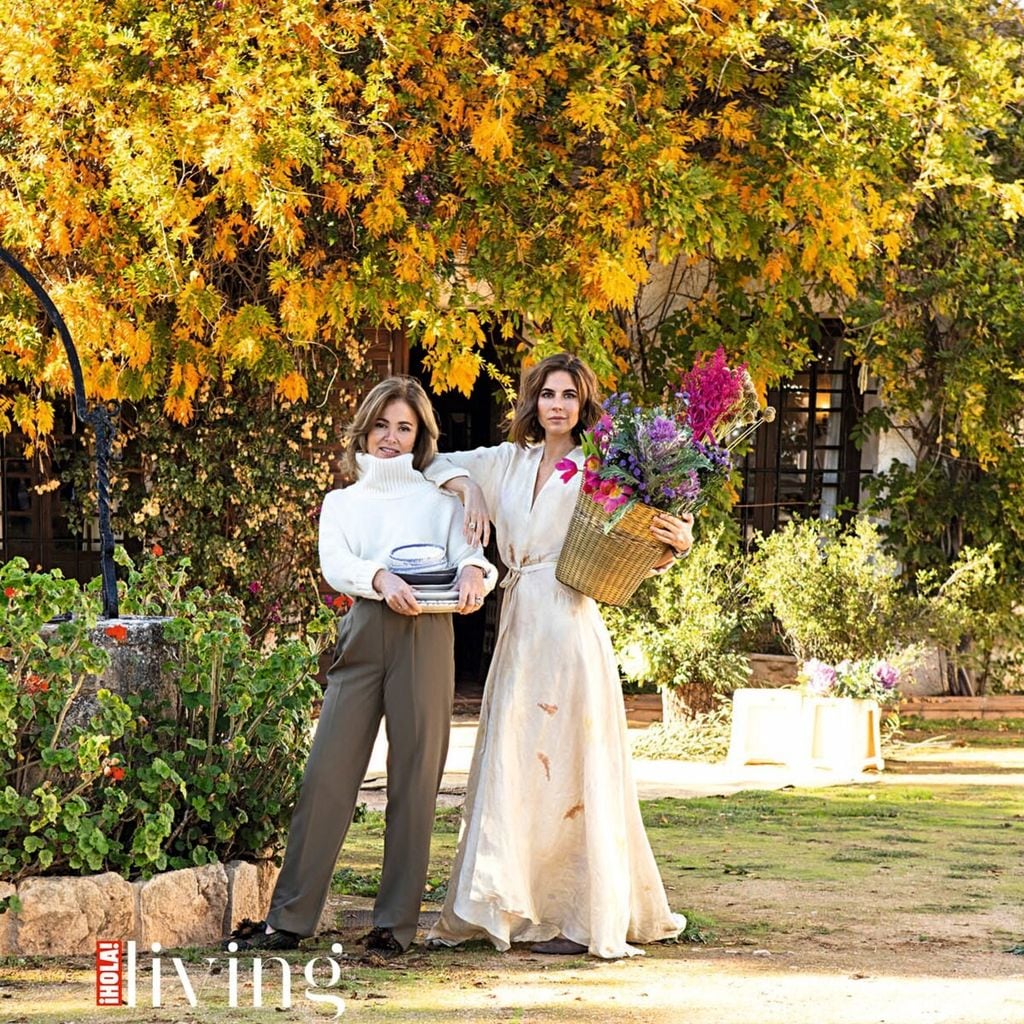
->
[[555, 457, 579, 483]]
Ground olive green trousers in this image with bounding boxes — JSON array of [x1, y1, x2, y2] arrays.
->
[[266, 599, 454, 949]]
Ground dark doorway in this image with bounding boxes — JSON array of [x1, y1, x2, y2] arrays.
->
[[408, 345, 508, 691]]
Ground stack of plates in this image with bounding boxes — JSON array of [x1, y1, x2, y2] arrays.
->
[[388, 544, 460, 611]]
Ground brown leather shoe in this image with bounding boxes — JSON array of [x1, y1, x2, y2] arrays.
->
[[529, 937, 588, 955]]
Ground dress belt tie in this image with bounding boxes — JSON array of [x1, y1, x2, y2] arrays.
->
[[499, 561, 557, 592]]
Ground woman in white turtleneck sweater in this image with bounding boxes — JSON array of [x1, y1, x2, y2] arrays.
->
[[227, 377, 495, 957]]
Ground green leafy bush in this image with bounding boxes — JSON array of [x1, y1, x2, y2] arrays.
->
[[746, 517, 924, 663], [0, 552, 334, 882], [604, 528, 752, 721]]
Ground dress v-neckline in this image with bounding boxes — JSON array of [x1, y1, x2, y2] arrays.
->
[[529, 444, 576, 513]]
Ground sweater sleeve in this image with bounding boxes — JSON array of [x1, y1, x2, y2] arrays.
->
[[421, 443, 516, 521], [318, 489, 387, 599], [444, 511, 498, 595]]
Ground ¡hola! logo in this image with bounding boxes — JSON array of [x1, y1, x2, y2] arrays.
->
[[95, 939, 346, 1017]]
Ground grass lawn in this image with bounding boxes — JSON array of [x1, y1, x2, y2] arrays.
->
[[2, 783, 1022, 1023]]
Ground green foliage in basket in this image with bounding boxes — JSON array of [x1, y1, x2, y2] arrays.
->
[[604, 527, 751, 715], [0, 551, 334, 882]]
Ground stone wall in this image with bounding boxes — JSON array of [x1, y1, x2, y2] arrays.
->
[[2, 617, 284, 956], [0, 860, 280, 956]]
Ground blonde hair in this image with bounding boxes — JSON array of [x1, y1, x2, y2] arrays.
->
[[507, 353, 603, 447], [340, 376, 440, 480]]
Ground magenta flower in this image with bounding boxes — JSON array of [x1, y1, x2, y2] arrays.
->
[[678, 347, 748, 442], [872, 661, 900, 690], [248, 581, 264, 596], [555, 457, 579, 483]]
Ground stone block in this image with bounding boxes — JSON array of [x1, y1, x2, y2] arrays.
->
[[40, 616, 180, 733], [14, 872, 134, 955], [0, 881, 16, 955], [225, 860, 262, 932], [255, 858, 281, 916], [138, 863, 228, 948]]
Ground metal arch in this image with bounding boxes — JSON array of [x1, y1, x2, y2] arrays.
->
[[0, 245, 120, 617]]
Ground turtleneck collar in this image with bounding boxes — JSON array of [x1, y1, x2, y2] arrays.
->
[[353, 451, 425, 496]]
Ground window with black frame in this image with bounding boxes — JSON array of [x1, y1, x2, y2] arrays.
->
[[735, 324, 876, 548], [0, 420, 103, 582]]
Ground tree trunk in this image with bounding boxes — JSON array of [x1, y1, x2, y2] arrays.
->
[[660, 686, 692, 728]]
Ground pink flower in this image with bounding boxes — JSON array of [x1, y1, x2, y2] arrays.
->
[[248, 580, 264, 596], [678, 347, 748, 443], [555, 457, 579, 483]]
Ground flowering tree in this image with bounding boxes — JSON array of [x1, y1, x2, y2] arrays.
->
[[0, 0, 1021, 615]]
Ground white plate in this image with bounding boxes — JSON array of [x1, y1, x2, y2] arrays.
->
[[415, 599, 461, 613]]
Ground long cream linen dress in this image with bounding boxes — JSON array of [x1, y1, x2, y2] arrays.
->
[[423, 442, 684, 959]]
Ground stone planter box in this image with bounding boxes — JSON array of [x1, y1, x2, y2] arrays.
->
[[727, 688, 884, 775], [0, 860, 280, 956]]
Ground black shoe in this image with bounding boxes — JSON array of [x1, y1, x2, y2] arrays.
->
[[529, 936, 588, 955], [363, 926, 404, 956], [223, 919, 301, 951]]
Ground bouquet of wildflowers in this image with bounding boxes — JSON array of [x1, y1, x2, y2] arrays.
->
[[559, 348, 774, 528], [799, 658, 902, 707]]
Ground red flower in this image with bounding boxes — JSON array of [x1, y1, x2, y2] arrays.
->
[[4, 587, 16, 599], [103, 762, 126, 782], [23, 673, 49, 695], [105, 624, 129, 643], [151, 543, 164, 557], [554, 457, 579, 483], [331, 594, 353, 613]]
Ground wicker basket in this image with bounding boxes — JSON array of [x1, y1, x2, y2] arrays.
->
[[555, 490, 671, 605]]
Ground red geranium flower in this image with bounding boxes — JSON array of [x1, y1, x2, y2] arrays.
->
[[23, 673, 49, 695], [105, 624, 129, 643], [151, 543, 164, 557]]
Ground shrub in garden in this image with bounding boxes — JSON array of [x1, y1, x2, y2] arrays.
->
[[746, 517, 924, 664], [604, 527, 752, 724], [0, 551, 334, 883]]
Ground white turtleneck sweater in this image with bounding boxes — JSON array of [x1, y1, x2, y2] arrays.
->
[[319, 452, 497, 601]]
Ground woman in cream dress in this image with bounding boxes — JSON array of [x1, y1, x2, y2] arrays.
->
[[423, 353, 692, 959]]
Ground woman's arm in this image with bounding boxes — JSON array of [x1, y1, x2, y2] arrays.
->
[[318, 490, 390, 599], [422, 443, 516, 544], [649, 511, 695, 571]]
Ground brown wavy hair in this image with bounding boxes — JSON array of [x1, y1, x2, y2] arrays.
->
[[507, 353, 603, 447], [340, 376, 440, 481]]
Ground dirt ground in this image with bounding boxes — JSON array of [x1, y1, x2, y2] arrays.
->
[[2, 740, 1023, 1023]]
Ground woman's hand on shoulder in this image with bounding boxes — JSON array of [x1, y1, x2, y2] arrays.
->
[[372, 569, 421, 616], [444, 478, 491, 547], [456, 565, 486, 615]]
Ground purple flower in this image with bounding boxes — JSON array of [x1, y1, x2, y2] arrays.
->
[[872, 661, 900, 690], [645, 415, 677, 444], [413, 189, 431, 206], [248, 581, 264, 596], [803, 659, 837, 695]]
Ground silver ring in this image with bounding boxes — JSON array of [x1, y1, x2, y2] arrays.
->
[[473, 596, 483, 604], [469, 521, 477, 528]]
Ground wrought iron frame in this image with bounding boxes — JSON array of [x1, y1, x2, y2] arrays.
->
[[0, 246, 119, 617]]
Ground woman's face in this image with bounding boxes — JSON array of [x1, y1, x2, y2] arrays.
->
[[367, 398, 419, 459], [536, 370, 580, 441]]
